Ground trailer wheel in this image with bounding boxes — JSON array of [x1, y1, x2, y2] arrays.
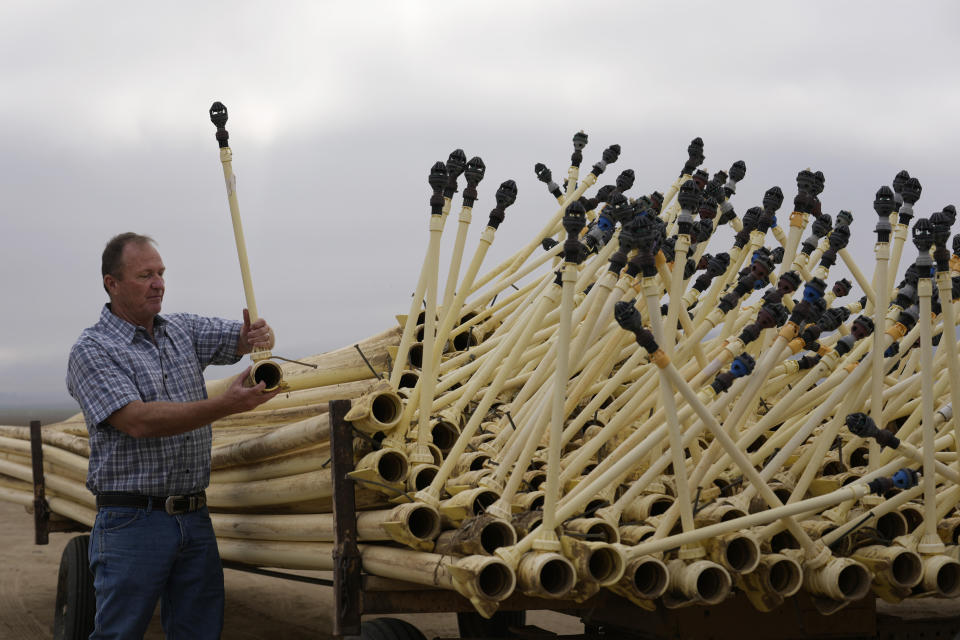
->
[[457, 610, 526, 638], [53, 534, 96, 640], [357, 617, 427, 640]]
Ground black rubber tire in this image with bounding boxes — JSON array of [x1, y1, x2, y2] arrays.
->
[[352, 617, 427, 640], [53, 534, 96, 640], [457, 610, 527, 638]]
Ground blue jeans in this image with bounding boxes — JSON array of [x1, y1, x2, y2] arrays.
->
[[88, 504, 224, 639]]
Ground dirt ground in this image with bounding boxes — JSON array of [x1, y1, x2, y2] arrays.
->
[[0, 500, 581, 639]]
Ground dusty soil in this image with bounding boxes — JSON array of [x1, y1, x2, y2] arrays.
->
[[0, 499, 581, 639]]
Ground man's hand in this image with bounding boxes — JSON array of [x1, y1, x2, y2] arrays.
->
[[108, 366, 278, 438], [221, 366, 280, 412], [238, 308, 275, 354]]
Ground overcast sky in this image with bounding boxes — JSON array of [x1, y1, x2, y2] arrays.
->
[[1, 1, 958, 418]]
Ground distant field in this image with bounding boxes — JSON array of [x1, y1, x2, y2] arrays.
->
[[0, 405, 79, 426]]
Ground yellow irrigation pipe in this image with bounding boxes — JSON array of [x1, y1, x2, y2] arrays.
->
[[209, 102, 283, 390]]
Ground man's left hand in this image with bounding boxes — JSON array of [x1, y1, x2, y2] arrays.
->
[[238, 308, 275, 354]]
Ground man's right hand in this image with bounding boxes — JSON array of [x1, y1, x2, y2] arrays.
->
[[221, 366, 280, 413]]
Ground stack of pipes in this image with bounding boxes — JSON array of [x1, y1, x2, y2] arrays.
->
[[4, 125, 960, 618]]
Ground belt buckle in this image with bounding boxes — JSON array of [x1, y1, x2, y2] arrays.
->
[[164, 495, 184, 515]]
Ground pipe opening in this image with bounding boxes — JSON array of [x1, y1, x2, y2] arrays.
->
[[415, 324, 426, 342], [251, 360, 284, 391], [407, 506, 441, 541], [376, 450, 408, 483], [720, 507, 745, 523], [838, 564, 871, 600], [848, 447, 869, 468], [768, 558, 801, 595], [473, 490, 499, 515], [411, 466, 437, 491], [821, 460, 846, 475], [633, 560, 668, 598], [452, 329, 479, 352], [477, 562, 514, 600], [841, 473, 861, 487], [900, 506, 924, 532], [468, 456, 490, 471], [585, 499, 609, 515], [480, 520, 517, 554], [890, 552, 922, 588], [770, 530, 800, 553], [936, 562, 960, 597], [696, 566, 730, 604], [540, 558, 576, 595], [773, 487, 792, 503], [587, 521, 618, 544], [398, 371, 419, 389], [371, 394, 402, 428], [650, 498, 672, 517], [528, 473, 547, 491], [724, 536, 760, 574], [431, 420, 460, 455], [587, 547, 619, 583], [408, 343, 423, 369], [527, 495, 545, 511], [876, 512, 908, 540]]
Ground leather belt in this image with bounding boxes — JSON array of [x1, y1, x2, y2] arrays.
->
[[96, 491, 207, 515]]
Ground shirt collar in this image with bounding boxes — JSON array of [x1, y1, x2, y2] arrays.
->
[[99, 304, 167, 343]]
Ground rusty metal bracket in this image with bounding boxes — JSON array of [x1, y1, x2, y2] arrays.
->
[[330, 399, 362, 638], [29, 420, 50, 545]]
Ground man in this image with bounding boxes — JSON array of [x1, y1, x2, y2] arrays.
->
[[67, 232, 279, 639]]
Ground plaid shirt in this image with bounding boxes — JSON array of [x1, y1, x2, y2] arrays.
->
[[67, 304, 242, 495]]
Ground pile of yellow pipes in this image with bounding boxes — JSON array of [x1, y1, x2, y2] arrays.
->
[[4, 134, 960, 618]]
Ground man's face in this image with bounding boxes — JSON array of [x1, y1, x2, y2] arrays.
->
[[105, 241, 165, 327]]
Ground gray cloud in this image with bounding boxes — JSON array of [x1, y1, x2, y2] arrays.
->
[[1, 1, 958, 416]]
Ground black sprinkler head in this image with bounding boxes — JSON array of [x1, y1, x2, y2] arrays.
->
[[811, 213, 832, 238], [464, 157, 486, 186], [677, 180, 701, 213], [763, 186, 785, 213], [942, 204, 957, 224], [535, 163, 553, 184], [429, 161, 448, 191], [602, 144, 621, 164], [833, 278, 852, 297], [912, 218, 934, 253], [901, 177, 922, 205], [873, 186, 896, 218], [851, 315, 874, 340], [209, 101, 229, 147], [572, 130, 589, 151], [742, 206, 762, 231], [836, 210, 854, 227], [828, 224, 851, 251], [616, 169, 636, 193], [892, 170, 911, 195], [729, 160, 747, 183], [777, 270, 802, 295], [812, 171, 825, 195], [796, 169, 817, 195]]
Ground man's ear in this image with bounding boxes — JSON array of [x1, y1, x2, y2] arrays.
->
[[104, 274, 117, 293]]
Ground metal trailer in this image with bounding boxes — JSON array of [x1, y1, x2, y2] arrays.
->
[[28, 405, 960, 640]]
